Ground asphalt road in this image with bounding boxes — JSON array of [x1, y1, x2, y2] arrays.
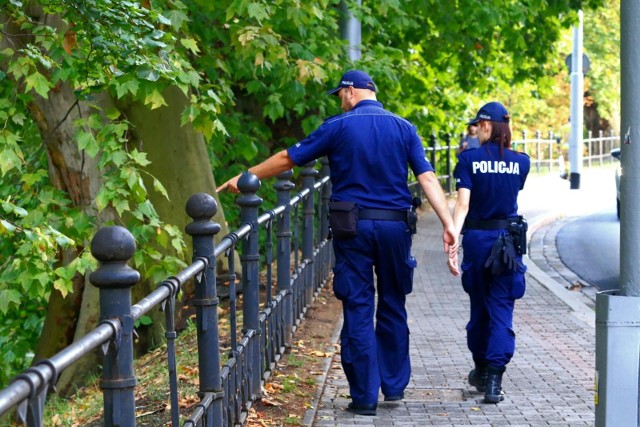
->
[[520, 165, 620, 292], [556, 209, 620, 291]]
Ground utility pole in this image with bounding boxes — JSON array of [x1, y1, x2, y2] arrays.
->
[[568, 11, 584, 189], [340, 0, 361, 61], [595, 1, 640, 425]]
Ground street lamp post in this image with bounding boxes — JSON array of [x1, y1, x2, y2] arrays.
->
[[568, 11, 584, 190], [595, 2, 640, 425]]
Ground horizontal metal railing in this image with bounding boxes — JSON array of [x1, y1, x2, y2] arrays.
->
[[410, 129, 620, 198], [0, 160, 333, 426]]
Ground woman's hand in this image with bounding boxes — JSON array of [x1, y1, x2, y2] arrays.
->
[[447, 251, 460, 277]]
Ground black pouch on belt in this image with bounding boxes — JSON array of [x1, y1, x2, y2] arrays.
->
[[328, 201, 358, 240]]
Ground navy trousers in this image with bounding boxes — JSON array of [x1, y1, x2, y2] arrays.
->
[[332, 219, 415, 405], [460, 229, 527, 368]]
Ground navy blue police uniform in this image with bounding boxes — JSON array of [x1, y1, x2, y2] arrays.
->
[[287, 98, 433, 407], [454, 142, 530, 370]]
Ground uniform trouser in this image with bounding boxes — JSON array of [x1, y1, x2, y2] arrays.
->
[[460, 229, 527, 368], [332, 219, 416, 405]]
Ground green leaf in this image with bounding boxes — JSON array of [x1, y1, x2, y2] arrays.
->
[[0, 149, 22, 176], [180, 37, 200, 54], [137, 68, 160, 82], [264, 93, 284, 122], [1, 219, 16, 233], [144, 90, 167, 109], [77, 131, 100, 157], [133, 315, 154, 328], [247, 2, 269, 22], [153, 178, 169, 199], [157, 14, 172, 26], [0, 289, 21, 314], [113, 198, 130, 216], [23, 72, 50, 98], [128, 149, 151, 166], [171, 237, 184, 253], [52, 278, 71, 298], [115, 79, 140, 98]]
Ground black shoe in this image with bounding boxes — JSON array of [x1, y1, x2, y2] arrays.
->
[[384, 392, 404, 402], [346, 402, 377, 416], [484, 366, 506, 404], [468, 367, 488, 393]]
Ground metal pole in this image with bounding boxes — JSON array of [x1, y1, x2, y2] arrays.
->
[[185, 193, 224, 426], [569, 10, 584, 189], [275, 170, 294, 347], [300, 161, 318, 304], [89, 226, 140, 427], [237, 172, 263, 401], [595, 3, 640, 425], [340, 0, 362, 61], [620, 0, 640, 298]]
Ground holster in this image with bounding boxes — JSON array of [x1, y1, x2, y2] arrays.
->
[[407, 209, 418, 234], [328, 201, 358, 240], [508, 216, 528, 255]]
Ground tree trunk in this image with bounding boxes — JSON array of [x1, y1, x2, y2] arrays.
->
[[28, 78, 118, 394], [122, 85, 236, 337]]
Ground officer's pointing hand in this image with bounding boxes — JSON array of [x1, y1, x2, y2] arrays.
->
[[217, 175, 241, 194]]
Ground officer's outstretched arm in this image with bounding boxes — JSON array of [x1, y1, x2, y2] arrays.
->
[[416, 171, 457, 254], [218, 150, 296, 194]]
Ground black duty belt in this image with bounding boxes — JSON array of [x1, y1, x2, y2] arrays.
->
[[464, 217, 518, 230], [359, 209, 407, 221]]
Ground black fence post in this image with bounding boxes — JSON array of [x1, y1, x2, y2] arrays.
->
[[275, 170, 294, 347], [237, 171, 263, 400], [89, 226, 140, 427], [185, 193, 224, 425], [319, 157, 331, 241], [319, 157, 332, 283], [300, 161, 318, 305], [429, 133, 437, 169]]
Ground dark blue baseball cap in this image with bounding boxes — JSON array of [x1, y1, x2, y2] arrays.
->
[[467, 101, 510, 125], [326, 70, 376, 95]]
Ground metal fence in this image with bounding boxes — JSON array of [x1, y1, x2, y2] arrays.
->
[[0, 129, 620, 426], [412, 130, 620, 197], [0, 160, 333, 427]]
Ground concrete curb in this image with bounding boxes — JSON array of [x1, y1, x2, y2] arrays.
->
[[525, 210, 596, 327], [302, 315, 343, 426]]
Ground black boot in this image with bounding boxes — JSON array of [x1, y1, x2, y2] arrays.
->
[[484, 366, 506, 403], [468, 361, 488, 393]]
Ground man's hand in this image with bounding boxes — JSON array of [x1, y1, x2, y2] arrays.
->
[[217, 174, 241, 194], [442, 225, 457, 255]]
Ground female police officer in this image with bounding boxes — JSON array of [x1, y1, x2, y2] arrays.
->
[[447, 101, 530, 404]]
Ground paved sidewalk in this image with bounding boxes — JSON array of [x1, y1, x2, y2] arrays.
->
[[305, 168, 615, 426]]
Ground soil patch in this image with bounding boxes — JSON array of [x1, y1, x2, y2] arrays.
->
[[247, 283, 342, 427]]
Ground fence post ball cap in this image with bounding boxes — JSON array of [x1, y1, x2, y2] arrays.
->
[[238, 171, 261, 193], [186, 193, 218, 220], [90, 226, 136, 262]]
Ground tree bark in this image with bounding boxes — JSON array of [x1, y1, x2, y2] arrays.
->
[[122, 85, 236, 338]]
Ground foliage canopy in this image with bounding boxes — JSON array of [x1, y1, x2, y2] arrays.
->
[[0, 0, 609, 385]]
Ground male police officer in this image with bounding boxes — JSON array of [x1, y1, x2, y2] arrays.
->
[[448, 101, 530, 404], [219, 70, 456, 416]]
